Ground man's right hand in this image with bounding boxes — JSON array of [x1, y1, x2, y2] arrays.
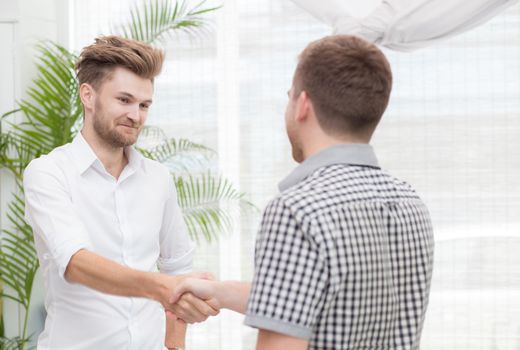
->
[[171, 279, 251, 315], [64, 249, 219, 323], [170, 277, 220, 304], [158, 273, 220, 323]]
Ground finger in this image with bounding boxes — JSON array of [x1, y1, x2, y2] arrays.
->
[[172, 299, 207, 323], [172, 306, 206, 324], [205, 297, 220, 311], [183, 293, 219, 316]]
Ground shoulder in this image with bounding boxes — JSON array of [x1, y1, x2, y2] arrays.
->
[[262, 195, 292, 220], [260, 191, 311, 234], [23, 145, 72, 191], [142, 157, 171, 177], [24, 144, 70, 179], [277, 164, 422, 217], [140, 157, 176, 192]]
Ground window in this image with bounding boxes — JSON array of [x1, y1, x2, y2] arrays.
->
[[71, 1, 520, 348]]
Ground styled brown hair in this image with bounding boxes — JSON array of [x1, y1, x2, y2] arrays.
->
[[294, 35, 392, 138], [75, 35, 165, 89]]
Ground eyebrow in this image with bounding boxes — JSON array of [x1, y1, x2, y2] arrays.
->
[[118, 92, 153, 104]]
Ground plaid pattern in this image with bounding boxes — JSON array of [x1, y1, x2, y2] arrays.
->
[[245, 163, 434, 350]]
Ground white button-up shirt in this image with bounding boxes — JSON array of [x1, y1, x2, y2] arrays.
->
[[23, 133, 195, 350]]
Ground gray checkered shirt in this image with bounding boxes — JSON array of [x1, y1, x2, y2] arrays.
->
[[244, 144, 434, 350]]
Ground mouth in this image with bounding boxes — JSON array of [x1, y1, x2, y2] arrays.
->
[[118, 124, 138, 130]]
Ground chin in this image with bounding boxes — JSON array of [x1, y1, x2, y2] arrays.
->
[[108, 133, 138, 147], [123, 136, 138, 146]]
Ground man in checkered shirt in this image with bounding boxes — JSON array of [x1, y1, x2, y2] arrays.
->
[[172, 34, 434, 350]]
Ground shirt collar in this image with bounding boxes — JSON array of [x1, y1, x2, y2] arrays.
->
[[69, 132, 145, 175], [278, 143, 379, 192], [124, 145, 146, 173]]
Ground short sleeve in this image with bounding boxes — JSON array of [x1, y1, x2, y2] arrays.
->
[[23, 158, 92, 280], [244, 197, 328, 340]]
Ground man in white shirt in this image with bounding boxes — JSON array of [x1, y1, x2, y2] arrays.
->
[[23, 36, 216, 350]]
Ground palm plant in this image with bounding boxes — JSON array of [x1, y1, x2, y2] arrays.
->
[[0, 1, 251, 348], [0, 41, 78, 350]]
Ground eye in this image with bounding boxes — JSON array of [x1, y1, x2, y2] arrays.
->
[[118, 97, 129, 103], [140, 103, 150, 110]]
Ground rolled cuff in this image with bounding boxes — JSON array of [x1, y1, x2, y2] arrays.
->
[[158, 242, 195, 275], [52, 239, 92, 282], [244, 314, 312, 340]]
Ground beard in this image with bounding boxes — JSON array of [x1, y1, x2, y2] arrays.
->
[[92, 100, 141, 148]]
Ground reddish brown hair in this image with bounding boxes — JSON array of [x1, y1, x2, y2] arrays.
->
[[294, 35, 392, 137], [76, 35, 164, 89]]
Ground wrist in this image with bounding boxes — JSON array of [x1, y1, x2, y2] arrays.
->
[[144, 272, 171, 304], [215, 281, 232, 310], [215, 281, 249, 314]]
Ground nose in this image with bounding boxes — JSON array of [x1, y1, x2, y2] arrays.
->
[[127, 104, 141, 122]]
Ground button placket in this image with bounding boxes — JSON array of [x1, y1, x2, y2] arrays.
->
[[114, 183, 130, 265]]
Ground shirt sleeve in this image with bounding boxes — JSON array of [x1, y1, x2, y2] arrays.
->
[[244, 197, 329, 340], [23, 158, 93, 281], [157, 174, 195, 276]]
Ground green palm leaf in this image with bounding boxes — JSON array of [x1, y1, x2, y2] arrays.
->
[[0, 40, 77, 350], [0, 183, 39, 348], [118, 0, 220, 44], [136, 125, 168, 148], [0, 336, 29, 350], [0, 183, 38, 306], [13, 42, 81, 152], [0, 130, 39, 179], [137, 130, 216, 173], [140, 137, 213, 164], [174, 173, 255, 242]]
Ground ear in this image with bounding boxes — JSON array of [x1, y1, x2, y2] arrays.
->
[[79, 83, 95, 112], [294, 90, 311, 123]]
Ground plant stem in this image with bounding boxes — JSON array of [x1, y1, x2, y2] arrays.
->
[[20, 302, 29, 350]]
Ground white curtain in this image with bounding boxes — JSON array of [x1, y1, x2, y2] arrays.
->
[[290, 0, 519, 50]]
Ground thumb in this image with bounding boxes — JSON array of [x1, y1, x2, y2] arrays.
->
[[169, 279, 190, 304]]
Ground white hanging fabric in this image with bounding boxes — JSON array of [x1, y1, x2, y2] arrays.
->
[[291, 0, 519, 51]]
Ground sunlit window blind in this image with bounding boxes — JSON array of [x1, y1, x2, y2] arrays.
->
[[71, 1, 520, 349]]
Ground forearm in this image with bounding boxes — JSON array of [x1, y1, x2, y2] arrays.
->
[[165, 314, 187, 349], [256, 330, 309, 350], [65, 249, 170, 303], [215, 281, 251, 314]]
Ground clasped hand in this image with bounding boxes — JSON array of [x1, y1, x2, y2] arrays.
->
[[160, 272, 220, 324]]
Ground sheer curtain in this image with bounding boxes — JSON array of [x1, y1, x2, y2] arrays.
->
[[70, 1, 520, 349], [291, 0, 519, 50]]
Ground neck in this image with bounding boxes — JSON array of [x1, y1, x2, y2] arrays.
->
[[80, 128, 128, 179], [301, 134, 369, 161]]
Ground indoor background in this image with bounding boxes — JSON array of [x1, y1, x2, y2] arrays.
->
[[1, 0, 519, 349]]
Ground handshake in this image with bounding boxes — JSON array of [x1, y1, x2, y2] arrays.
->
[[155, 273, 248, 324]]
